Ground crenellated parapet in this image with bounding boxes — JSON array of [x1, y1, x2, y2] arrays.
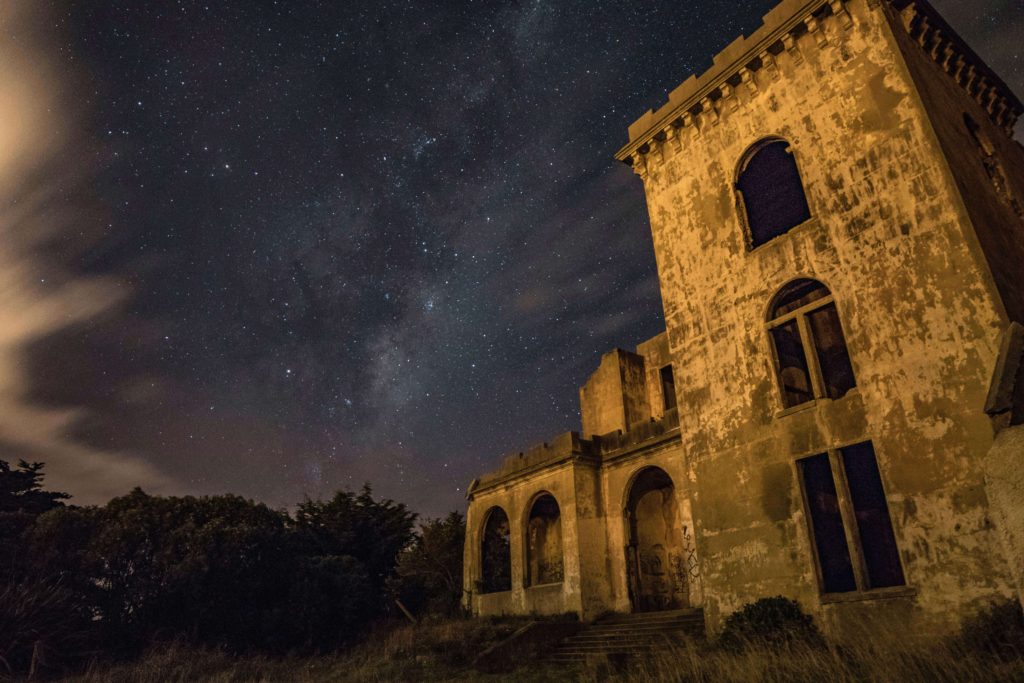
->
[[615, 0, 857, 179], [893, 0, 1022, 136], [616, 0, 1023, 181]]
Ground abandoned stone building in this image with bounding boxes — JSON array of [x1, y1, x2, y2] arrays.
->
[[463, 0, 1024, 635]]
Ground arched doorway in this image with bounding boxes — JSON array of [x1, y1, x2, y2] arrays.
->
[[526, 493, 563, 586], [624, 467, 688, 612], [480, 507, 511, 593]]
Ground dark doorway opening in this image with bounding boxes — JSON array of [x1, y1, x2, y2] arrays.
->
[[624, 467, 688, 612]]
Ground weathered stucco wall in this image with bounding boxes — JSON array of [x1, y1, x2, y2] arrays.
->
[[884, 1, 1024, 325], [464, 460, 586, 617], [637, 332, 674, 420], [465, 335, 693, 620], [984, 425, 1024, 611], [624, 0, 1017, 632], [580, 349, 650, 438]]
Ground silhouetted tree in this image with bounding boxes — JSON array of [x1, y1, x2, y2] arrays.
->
[[391, 511, 465, 616], [28, 489, 295, 652], [294, 484, 417, 601], [0, 459, 70, 565], [4, 471, 423, 673], [0, 460, 85, 674], [0, 459, 70, 515]]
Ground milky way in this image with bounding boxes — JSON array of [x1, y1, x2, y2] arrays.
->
[[4, 0, 1021, 517]]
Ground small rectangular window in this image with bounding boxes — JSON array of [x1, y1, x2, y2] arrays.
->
[[799, 453, 857, 593], [807, 303, 856, 399], [841, 442, 905, 588], [660, 365, 677, 411], [771, 321, 813, 408]]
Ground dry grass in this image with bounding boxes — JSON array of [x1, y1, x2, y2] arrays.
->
[[50, 611, 1024, 683], [55, 617, 568, 683]]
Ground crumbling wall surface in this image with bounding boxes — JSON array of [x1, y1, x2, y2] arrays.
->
[[573, 461, 612, 619], [983, 425, 1024, 611], [882, 2, 1024, 325], [580, 349, 651, 438], [637, 332, 674, 420], [627, 0, 1016, 632], [464, 463, 587, 618]]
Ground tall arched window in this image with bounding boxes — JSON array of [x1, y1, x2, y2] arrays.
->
[[767, 279, 856, 409], [479, 507, 511, 593], [526, 493, 563, 586], [737, 138, 812, 248]]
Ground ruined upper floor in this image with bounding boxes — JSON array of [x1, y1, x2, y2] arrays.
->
[[468, 331, 681, 497]]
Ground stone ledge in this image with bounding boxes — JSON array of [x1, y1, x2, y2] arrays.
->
[[467, 410, 682, 497]]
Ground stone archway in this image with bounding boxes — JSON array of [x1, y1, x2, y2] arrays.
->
[[624, 466, 688, 612], [526, 493, 564, 586]]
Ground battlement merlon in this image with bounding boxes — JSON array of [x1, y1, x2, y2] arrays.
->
[[614, 0, 1023, 167]]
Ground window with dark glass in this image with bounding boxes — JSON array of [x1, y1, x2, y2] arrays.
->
[[660, 365, 677, 411], [799, 453, 857, 593], [737, 139, 812, 248], [480, 507, 511, 593], [767, 279, 856, 409], [798, 442, 906, 595], [841, 442, 905, 588]]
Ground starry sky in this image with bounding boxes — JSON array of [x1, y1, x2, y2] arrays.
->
[[1, 0, 1021, 518]]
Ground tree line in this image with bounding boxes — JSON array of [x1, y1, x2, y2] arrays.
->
[[0, 459, 465, 677]]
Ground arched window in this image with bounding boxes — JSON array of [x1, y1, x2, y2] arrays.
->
[[526, 493, 563, 586], [479, 507, 511, 593], [767, 279, 856, 409], [737, 139, 812, 248]]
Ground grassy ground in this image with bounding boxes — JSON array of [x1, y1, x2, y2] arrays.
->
[[51, 613, 1024, 683], [56, 617, 570, 683]]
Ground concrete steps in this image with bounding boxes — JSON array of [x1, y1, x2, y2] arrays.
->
[[548, 608, 705, 665]]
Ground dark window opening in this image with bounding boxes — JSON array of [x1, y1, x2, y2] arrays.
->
[[768, 279, 856, 408], [771, 321, 813, 408], [841, 442, 905, 588], [808, 304, 856, 400], [480, 507, 511, 593], [660, 365, 677, 411], [526, 494, 563, 586], [737, 139, 812, 248], [800, 453, 857, 593]]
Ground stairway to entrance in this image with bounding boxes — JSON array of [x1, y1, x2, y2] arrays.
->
[[548, 609, 705, 665]]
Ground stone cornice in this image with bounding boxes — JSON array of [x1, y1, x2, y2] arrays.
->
[[615, 0, 1023, 172], [615, 0, 842, 167], [466, 411, 682, 500]]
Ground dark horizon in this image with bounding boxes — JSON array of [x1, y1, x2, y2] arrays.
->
[[1, 0, 1021, 518]]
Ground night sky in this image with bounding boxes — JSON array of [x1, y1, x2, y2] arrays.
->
[[2, 1, 1021, 518]]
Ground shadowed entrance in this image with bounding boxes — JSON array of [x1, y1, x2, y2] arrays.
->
[[625, 467, 688, 612]]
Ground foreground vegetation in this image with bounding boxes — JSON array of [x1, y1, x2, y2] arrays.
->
[[51, 603, 1024, 683], [5, 460, 1023, 682], [1, 459, 463, 679]]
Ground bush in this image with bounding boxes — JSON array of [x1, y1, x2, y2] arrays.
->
[[719, 596, 825, 651], [10, 484, 418, 669], [0, 579, 94, 677], [958, 599, 1024, 660]]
